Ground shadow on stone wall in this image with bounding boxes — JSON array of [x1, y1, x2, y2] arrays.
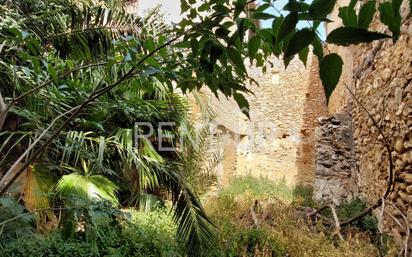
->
[[294, 58, 328, 186]]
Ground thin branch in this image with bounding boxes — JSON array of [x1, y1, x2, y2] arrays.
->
[[43, 26, 137, 41], [311, 204, 343, 238], [376, 198, 386, 257], [378, 198, 385, 233], [329, 204, 344, 241], [0, 0, 257, 196], [250, 200, 260, 227], [0, 92, 6, 131], [345, 84, 393, 161], [0, 107, 79, 187], [316, 213, 333, 225], [0, 206, 74, 227], [386, 201, 410, 257], [315, 204, 331, 213], [0, 40, 6, 54], [338, 83, 395, 227], [385, 211, 404, 229]]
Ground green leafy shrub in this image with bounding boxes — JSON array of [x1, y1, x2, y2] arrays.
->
[[126, 208, 183, 256], [337, 198, 378, 234], [58, 198, 125, 240], [0, 197, 35, 243], [292, 185, 317, 208], [319, 198, 378, 235], [1, 234, 101, 257], [221, 227, 285, 257], [0, 198, 183, 257], [0, 209, 183, 257]]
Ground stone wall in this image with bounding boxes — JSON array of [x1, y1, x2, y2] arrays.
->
[[134, 0, 330, 189], [234, 58, 313, 185], [296, 58, 329, 185], [351, 31, 412, 199], [317, 0, 412, 241], [201, 55, 328, 187], [350, 12, 412, 239], [314, 114, 358, 204]]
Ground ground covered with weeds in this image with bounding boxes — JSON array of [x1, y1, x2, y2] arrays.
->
[[204, 176, 399, 257], [0, 176, 400, 256]]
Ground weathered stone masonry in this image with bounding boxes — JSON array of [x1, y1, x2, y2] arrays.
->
[[315, 0, 412, 242], [314, 114, 358, 204], [208, 58, 317, 187]]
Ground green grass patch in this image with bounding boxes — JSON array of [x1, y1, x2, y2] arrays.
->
[[220, 176, 294, 201]]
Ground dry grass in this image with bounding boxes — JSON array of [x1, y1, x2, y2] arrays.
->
[[203, 176, 398, 257]]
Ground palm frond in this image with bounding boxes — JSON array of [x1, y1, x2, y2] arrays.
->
[[165, 166, 216, 256], [13, 0, 170, 60], [22, 165, 57, 232], [1, 2, 217, 254], [57, 172, 119, 204], [0, 131, 35, 169], [176, 90, 221, 194], [60, 131, 94, 166]]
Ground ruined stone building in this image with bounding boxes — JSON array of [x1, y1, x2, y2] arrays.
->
[[181, 2, 329, 189], [195, 0, 412, 242], [314, 0, 412, 241], [135, 0, 412, 239], [205, 58, 327, 188]]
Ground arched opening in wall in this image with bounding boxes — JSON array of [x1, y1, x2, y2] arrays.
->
[[238, 134, 249, 151]]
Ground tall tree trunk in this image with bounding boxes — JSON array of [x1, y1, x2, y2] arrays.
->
[[0, 92, 7, 131]]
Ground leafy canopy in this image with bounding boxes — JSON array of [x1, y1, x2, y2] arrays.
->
[[176, 0, 403, 101], [0, 0, 407, 256]]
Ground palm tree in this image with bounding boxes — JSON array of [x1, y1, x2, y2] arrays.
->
[[0, 0, 216, 255]]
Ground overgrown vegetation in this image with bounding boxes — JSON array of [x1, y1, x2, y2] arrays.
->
[[0, 0, 408, 255], [219, 176, 293, 201], [321, 198, 379, 235], [204, 176, 398, 257], [2, 177, 392, 257], [0, 0, 219, 254], [0, 202, 184, 257]]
